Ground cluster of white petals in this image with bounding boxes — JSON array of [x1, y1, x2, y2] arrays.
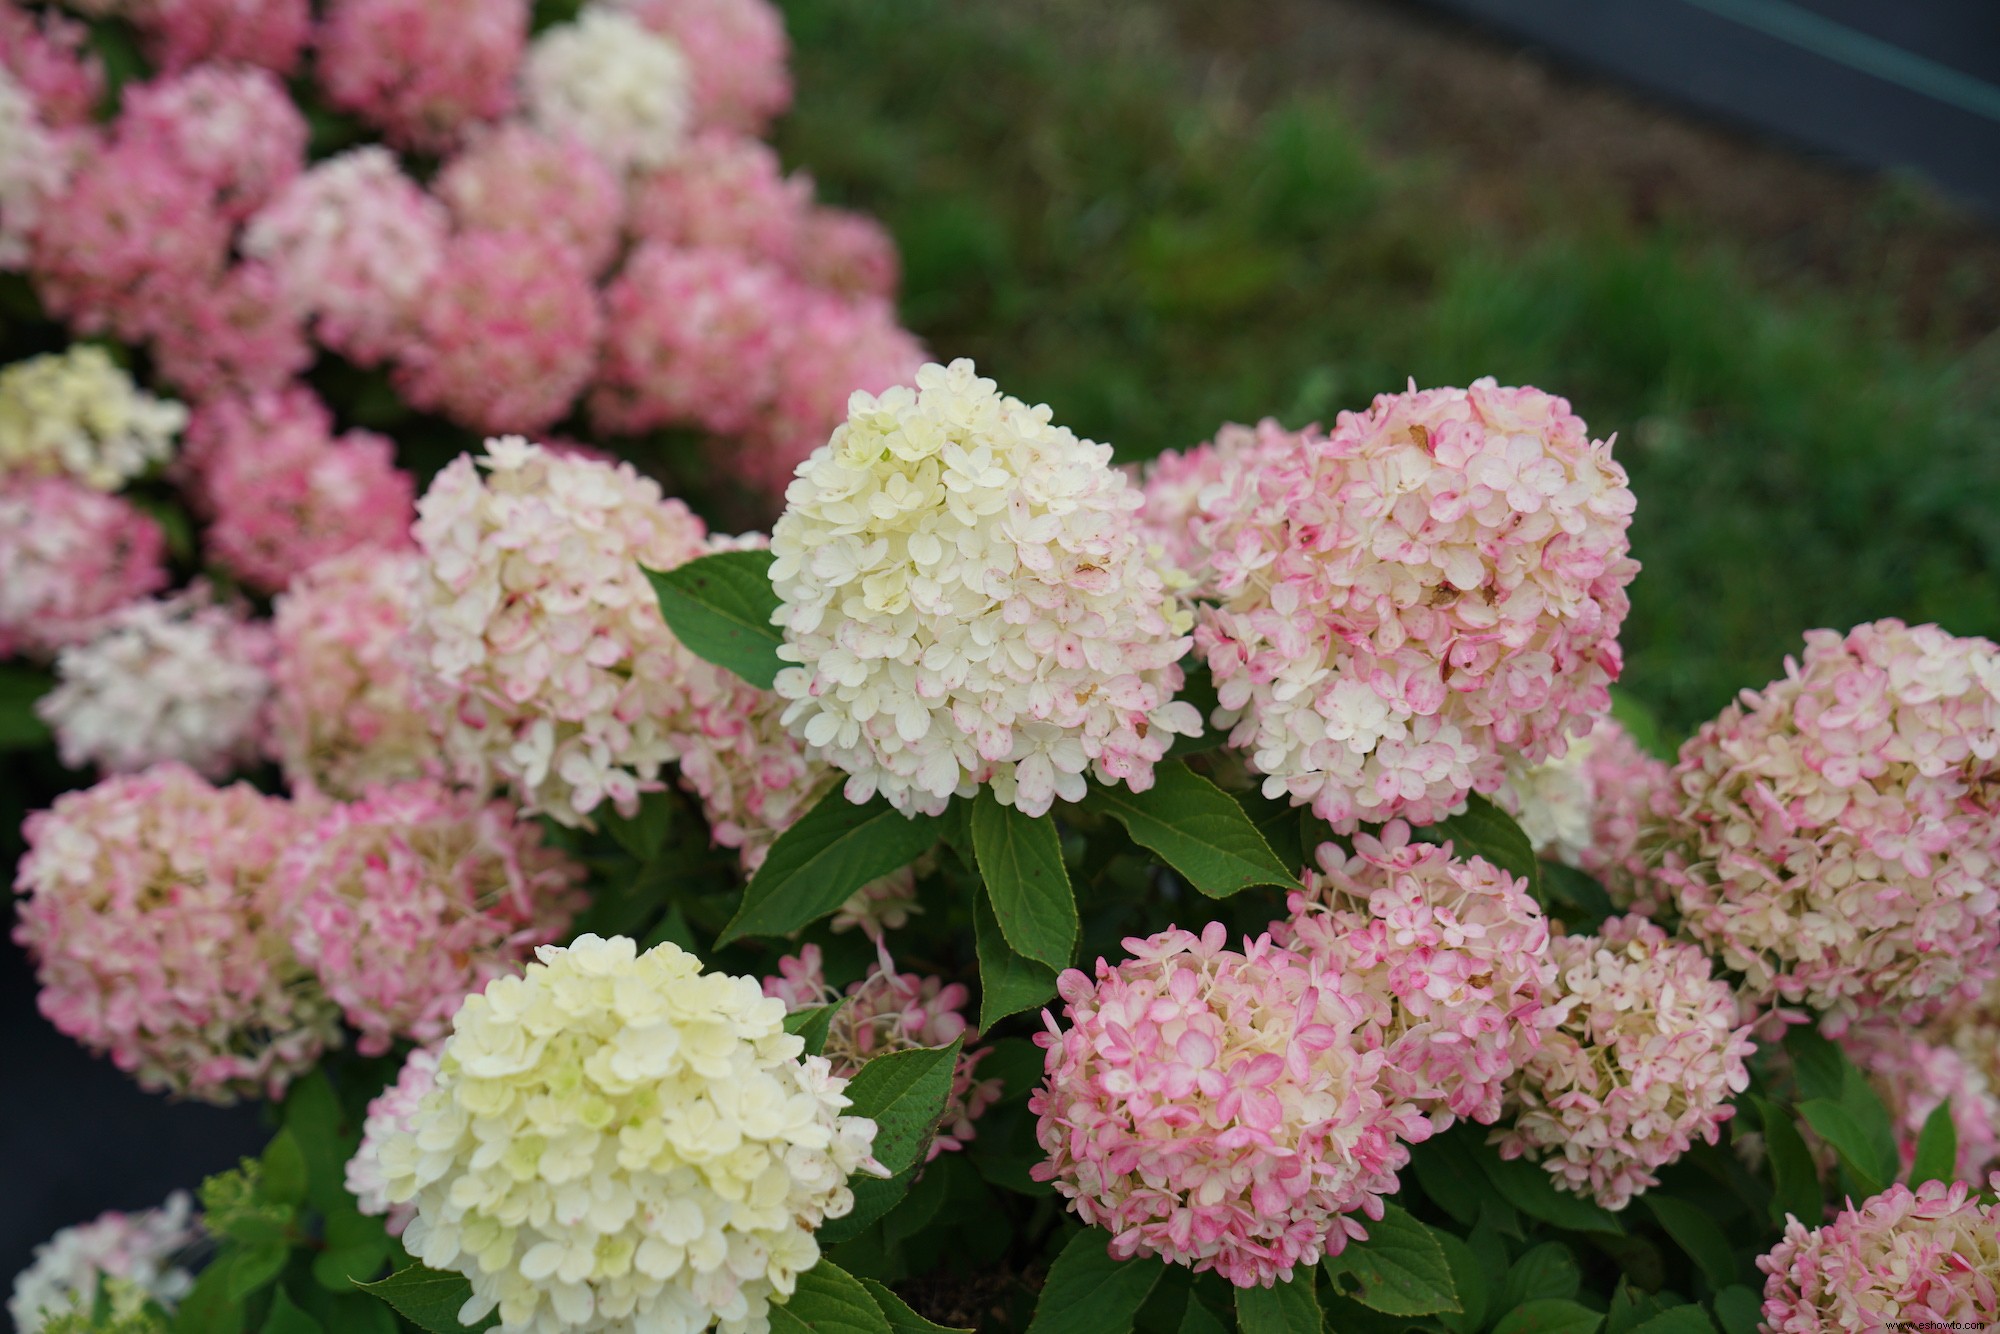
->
[[7, 1193, 200, 1333], [524, 8, 691, 175], [368, 934, 882, 1334], [0, 69, 70, 270], [0, 346, 186, 490], [771, 359, 1200, 817]]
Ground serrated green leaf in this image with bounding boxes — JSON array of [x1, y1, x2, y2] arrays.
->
[[1491, 1298, 1603, 1334], [1780, 1026, 1845, 1104], [719, 789, 938, 943], [770, 1263, 892, 1334], [1629, 1308, 1718, 1334], [173, 1262, 243, 1334], [280, 1073, 352, 1216], [1024, 1229, 1162, 1334], [260, 1130, 308, 1209], [1409, 1125, 1499, 1226], [879, 1152, 955, 1247], [226, 1243, 291, 1303], [1710, 1286, 1760, 1334], [1321, 1203, 1459, 1316], [1798, 1099, 1892, 1196], [1178, 1296, 1229, 1334], [971, 792, 1076, 969], [1477, 1146, 1624, 1235], [973, 890, 1059, 1027], [1435, 1233, 1490, 1334], [1081, 761, 1300, 897], [860, 1278, 973, 1334], [785, 999, 848, 1058], [1235, 1266, 1320, 1333], [818, 1162, 919, 1246], [844, 1040, 963, 1175], [352, 1265, 497, 1333], [1418, 791, 1539, 894], [1751, 1096, 1823, 1228], [1499, 1243, 1579, 1310], [1606, 1279, 1664, 1334], [1538, 862, 1616, 931], [1909, 1101, 1957, 1186], [642, 549, 784, 689], [261, 1288, 326, 1334], [1641, 1195, 1738, 1289]]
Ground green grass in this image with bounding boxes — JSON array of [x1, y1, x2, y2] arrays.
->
[[775, 0, 2000, 734]]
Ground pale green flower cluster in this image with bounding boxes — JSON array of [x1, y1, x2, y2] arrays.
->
[[0, 346, 186, 491], [374, 934, 882, 1334]]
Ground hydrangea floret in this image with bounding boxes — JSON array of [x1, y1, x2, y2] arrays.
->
[[523, 8, 691, 176], [0, 476, 167, 661], [1495, 716, 1674, 913], [366, 933, 884, 1333], [0, 346, 185, 491], [770, 358, 1200, 818], [7, 1193, 200, 1334]]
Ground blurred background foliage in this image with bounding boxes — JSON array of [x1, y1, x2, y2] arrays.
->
[[773, 0, 2000, 736]]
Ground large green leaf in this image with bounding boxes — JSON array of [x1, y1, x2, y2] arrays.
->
[[1321, 1204, 1459, 1316], [785, 1000, 849, 1058], [642, 548, 785, 689], [1498, 1243, 1578, 1310], [817, 1162, 919, 1247], [843, 1039, 964, 1175], [1477, 1147, 1623, 1235], [1641, 1196, 1738, 1289], [1797, 1100, 1893, 1197], [1234, 1267, 1320, 1333], [971, 791, 1076, 970], [1909, 1101, 1958, 1187], [860, 1278, 973, 1334], [769, 1263, 893, 1334], [719, 789, 938, 943], [1750, 1096, 1822, 1228], [973, 889, 1059, 1028], [1081, 761, 1300, 897], [0, 666, 51, 751], [1418, 792, 1539, 894], [352, 1265, 496, 1332], [261, 1288, 326, 1334], [1435, 1234, 1490, 1334], [1629, 1309, 1719, 1334], [1024, 1230, 1162, 1334], [1490, 1299, 1603, 1334], [1710, 1286, 1761, 1334]]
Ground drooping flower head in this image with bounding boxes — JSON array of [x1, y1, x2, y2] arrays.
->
[[12, 764, 339, 1102], [1493, 914, 1754, 1210], [524, 8, 692, 175], [0, 345, 185, 490], [1494, 715, 1674, 914], [1276, 821, 1557, 1128], [283, 779, 585, 1056], [1181, 383, 1638, 831], [1757, 1178, 2000, 1333], [38, 589, 274, 779], [115, 65, 306, 220], [608, 0, 791, 134], [315, 0, 526, 151], [7, 1193, 200, 1334], [412, 438, 712, 824], [267, 548, 434, 799], [1654, 619, 2000, 1024], [1032, 923, 1431, 1288], [436, 123, 624, 276], [370, 934, 883, 1333], [1840, 1019, 2000, 1185], [771, 359, 1200, 817], [0, 475, 167, 661], [764, 943, 1001, 1158]]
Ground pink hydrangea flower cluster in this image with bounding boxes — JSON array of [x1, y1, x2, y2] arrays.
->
[[435, 123, 624, 276], [345, 1045, 438, 1237], [394, 228, 603, 435], [11, 763, 341, 1103], [7, 1191, 200, 1333], [0, 476, 167, 660], [1134, 422, 1251, 582], [183, 387, 416, 593], [1654, 619, 2000, 1025], [116, 65, 306, 221], [1494, 914, 1755, 1209], [0, 68, 77, 271], [145, 259, 314, 400], [1494, 716, 1674, 914], [0, 8, 103, 127], [764, 943, 1001, 1158], [611, 0, 792, 134], [315, 0, 525, 152], [627, 132, 811, 267], [1757, 1178, 2000, 1332], [1840, 1020, 2000, 1185], [282, 779, 584, 1056], [38, 588, 274, 779], [1167, 382, 1639, 831], [1274, 821, 1558, 1128], [1032, 923, 1431, 1288], [125, 0, 312, 76], [411, 438, 714, 824], [267, 549, 434, 800]]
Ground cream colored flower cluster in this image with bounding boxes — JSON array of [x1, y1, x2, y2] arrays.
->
[[0, 345, 185, 490], [524, 7, 690, 175], [369, 934, 882, 1334], [770, 359, 1200, 818]]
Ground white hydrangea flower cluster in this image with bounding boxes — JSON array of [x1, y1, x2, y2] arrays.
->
[[524, 7, 691, 175], [0, 346, 187, 490], [0, 69, 71, 271], [38, 588, 273, 779], [7, 1193, 199, 1334], [1496, 741, 1596, 865], [770, 359, 1201, 817], [369, 934, 883, 1334]]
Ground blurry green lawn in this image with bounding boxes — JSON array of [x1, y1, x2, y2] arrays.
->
[[775, 0, 2000, 736]]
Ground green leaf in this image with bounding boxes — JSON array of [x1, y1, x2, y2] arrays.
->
[[1024, 1229, 1163, 1334], [280, 1073, 352, 1216], [1640, 1196, 1737, 1289], [1409, 1126, 1500, 1226], [1178, 1297, 1230, 1334], [770, 1263, 892, 1334], [1538, 862, 1616, 931], [323, 1294, 399, 1334], [1477, 1145, 1624, 1235], [260, 1130, 308, 1209], [860, 1278, 973, 1334], [973, 890, 1059, 1028], [1751, 1096, 1822, 1228], [1779, 1026, 1844, 1105], [843, 1039, 964, 1175], [1499, 1243, 1579, 1309], [719, 789, 939, 943], [971, 790, 1076, 970], [1710, 1286, 1761, 1334], [642, 548, 784, 689], [599, 789, 676, 861], [785, 999, 849, 1058], [261, 1288, 326, 1334], [1235, 1267, 1320, 1333], [1629, 1309, 1718, 1334], [880, 1155, 954, 1247], [1909, 1101, 1957, 1187], [0, 665, 52, 750], [173, 1262, 243, 1334], [1321, 1204, 1459, 1316], [352, 1265, 497, 1333], [1418, 791, 1539, 894], [1081, 761, 1301, 897], [1164, 663, 1223, 758], [1435, 1233, 1490, 1334], [1797, 1100, 1892, 1196], [1490, 1299, 1603, 1334], [1231, 791, 1306, 878], [818, 1162, 919, 1246]]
